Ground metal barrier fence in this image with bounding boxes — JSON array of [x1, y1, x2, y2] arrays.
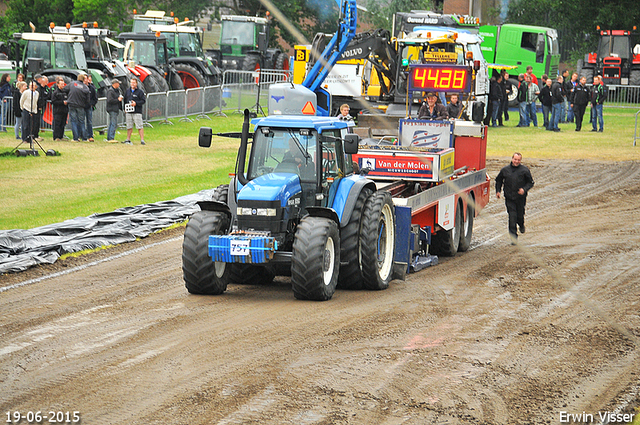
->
[[12, 73, 640, 134], [220, 69, 292, 115], [0, 69, 292, 137]]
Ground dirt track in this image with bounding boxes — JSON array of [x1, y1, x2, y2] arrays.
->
[[1, 158, 639, 425]]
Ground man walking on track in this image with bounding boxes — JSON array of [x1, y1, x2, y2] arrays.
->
[[495, 153, 535, 243]]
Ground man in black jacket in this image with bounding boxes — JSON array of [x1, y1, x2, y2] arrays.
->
[[106, 79, 123, 142], [495, 152, 535, 243], [83, 74, 98, 142], [35, 75, 50, 141], [489, 74, 503, 127], [447, 93, 468, 120], [539, 78, 553, 129], [123, 77, 146, 145], [570, 76, 589, 131], [51, 77, 68, 141], [549, 75, 564, 132], [499, 70, 512, 125], [515, 74, 527, 127], [66, 73, 90, 142]]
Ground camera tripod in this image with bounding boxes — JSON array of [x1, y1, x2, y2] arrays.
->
[[12, 74, 57, 157]]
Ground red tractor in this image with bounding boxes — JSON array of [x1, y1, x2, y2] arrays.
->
[[577, 27, 640, 86]]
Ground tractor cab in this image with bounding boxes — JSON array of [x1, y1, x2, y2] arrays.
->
[[232, 115, 357, 248]]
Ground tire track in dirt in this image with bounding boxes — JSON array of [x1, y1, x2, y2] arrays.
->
[[1, 160, 639, 424]]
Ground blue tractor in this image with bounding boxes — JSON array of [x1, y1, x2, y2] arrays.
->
[[182, 0, 398, 300], [183, 97, 397, 300]]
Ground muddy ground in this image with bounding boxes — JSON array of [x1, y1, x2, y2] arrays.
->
[[1, 158, 639, 425]]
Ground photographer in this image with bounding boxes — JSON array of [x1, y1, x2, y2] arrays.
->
[[19, 81, 39, 142]]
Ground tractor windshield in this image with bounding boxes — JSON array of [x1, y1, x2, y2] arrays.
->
[[221, 21, 256, 46], [600, 35, 631, 60], [55, 42, 77, 69], [26, 41, 52, 68], [248, 128, 317, 182], [177, 33, 204, 57], [129, 40, 158, 66]]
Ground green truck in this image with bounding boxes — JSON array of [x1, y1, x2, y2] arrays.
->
[[479, 24, 560, 104]]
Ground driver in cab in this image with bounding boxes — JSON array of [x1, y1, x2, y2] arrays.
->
[[418, 91, 449, 120], [283, 138, 305, 165]]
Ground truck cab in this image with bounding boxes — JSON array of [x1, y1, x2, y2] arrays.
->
[[479, 24, 560, 79]]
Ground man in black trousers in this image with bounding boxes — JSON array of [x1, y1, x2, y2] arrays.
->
[[495, 153, 535, 243]]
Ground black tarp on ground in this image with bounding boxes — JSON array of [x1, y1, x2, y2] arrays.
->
[[0, 189, 215, 274]]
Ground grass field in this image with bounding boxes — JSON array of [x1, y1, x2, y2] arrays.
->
[[1, 106, 639, 230]]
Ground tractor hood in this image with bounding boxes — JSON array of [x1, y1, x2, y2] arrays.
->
[[238, 173, 301, 207]]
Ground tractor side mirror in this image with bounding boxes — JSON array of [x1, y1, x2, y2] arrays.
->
[[344, 134, 360, 154], [257, 32, 267, 52], [198, 127, 212, 148]]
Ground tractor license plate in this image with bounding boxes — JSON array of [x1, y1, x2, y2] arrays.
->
[[230, 239, 250, 256]]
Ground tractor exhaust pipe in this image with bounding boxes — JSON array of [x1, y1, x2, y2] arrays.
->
[[236, 109, 250, 186]]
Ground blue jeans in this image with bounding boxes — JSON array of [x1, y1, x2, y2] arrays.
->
[[542, 105, 551, 129], [69, 107, 86, 141], [526, 102, 538, 126], [107, 111, 119, 140], [567, 100, 574, 122], [518, 102, 527, 126], [560, 99, 567, 123], [491, 100, 501, 126], [591, 104, 603, 131], [84, 107, 93, 139], [550, 103, 561, 130], [15, 116, 22, 139]]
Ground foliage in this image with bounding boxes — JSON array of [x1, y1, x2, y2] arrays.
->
[[5, 0, 74, 33], [0, 16, 22, 42], [73, 0, 129, 31], [506, 0, 640, 60]]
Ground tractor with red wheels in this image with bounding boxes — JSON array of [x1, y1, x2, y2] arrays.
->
[[118, 31, 184, 92], [577, 27, 640, 86]]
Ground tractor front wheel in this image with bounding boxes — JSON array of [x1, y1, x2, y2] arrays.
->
[[182, 210, 231, 295], [291, 217, 340, 301]]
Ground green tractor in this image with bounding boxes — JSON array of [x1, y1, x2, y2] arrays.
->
[[216, 14, 290, 73], [8, 31, 110, 95], [133, 10, 223, 88]]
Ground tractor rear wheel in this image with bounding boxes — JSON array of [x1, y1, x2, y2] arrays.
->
[[291, 217, 340, 301], [430, 201, 463, 257], [168, 71, 184, 91], [360, 191, 395, 290], [275, 52, 290, 72], [150, 69, 170, 92], [142, 73, 162, 94], [337, 187, 372, 290], [174, 63, 206, 89], [182, 210, 231, 295]]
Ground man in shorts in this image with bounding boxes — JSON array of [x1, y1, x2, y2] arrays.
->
[[122, 77, 146, 145]]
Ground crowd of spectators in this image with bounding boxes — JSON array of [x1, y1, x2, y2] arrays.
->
[[487, 65, 608, 132], [0, 73, 148, 144]]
